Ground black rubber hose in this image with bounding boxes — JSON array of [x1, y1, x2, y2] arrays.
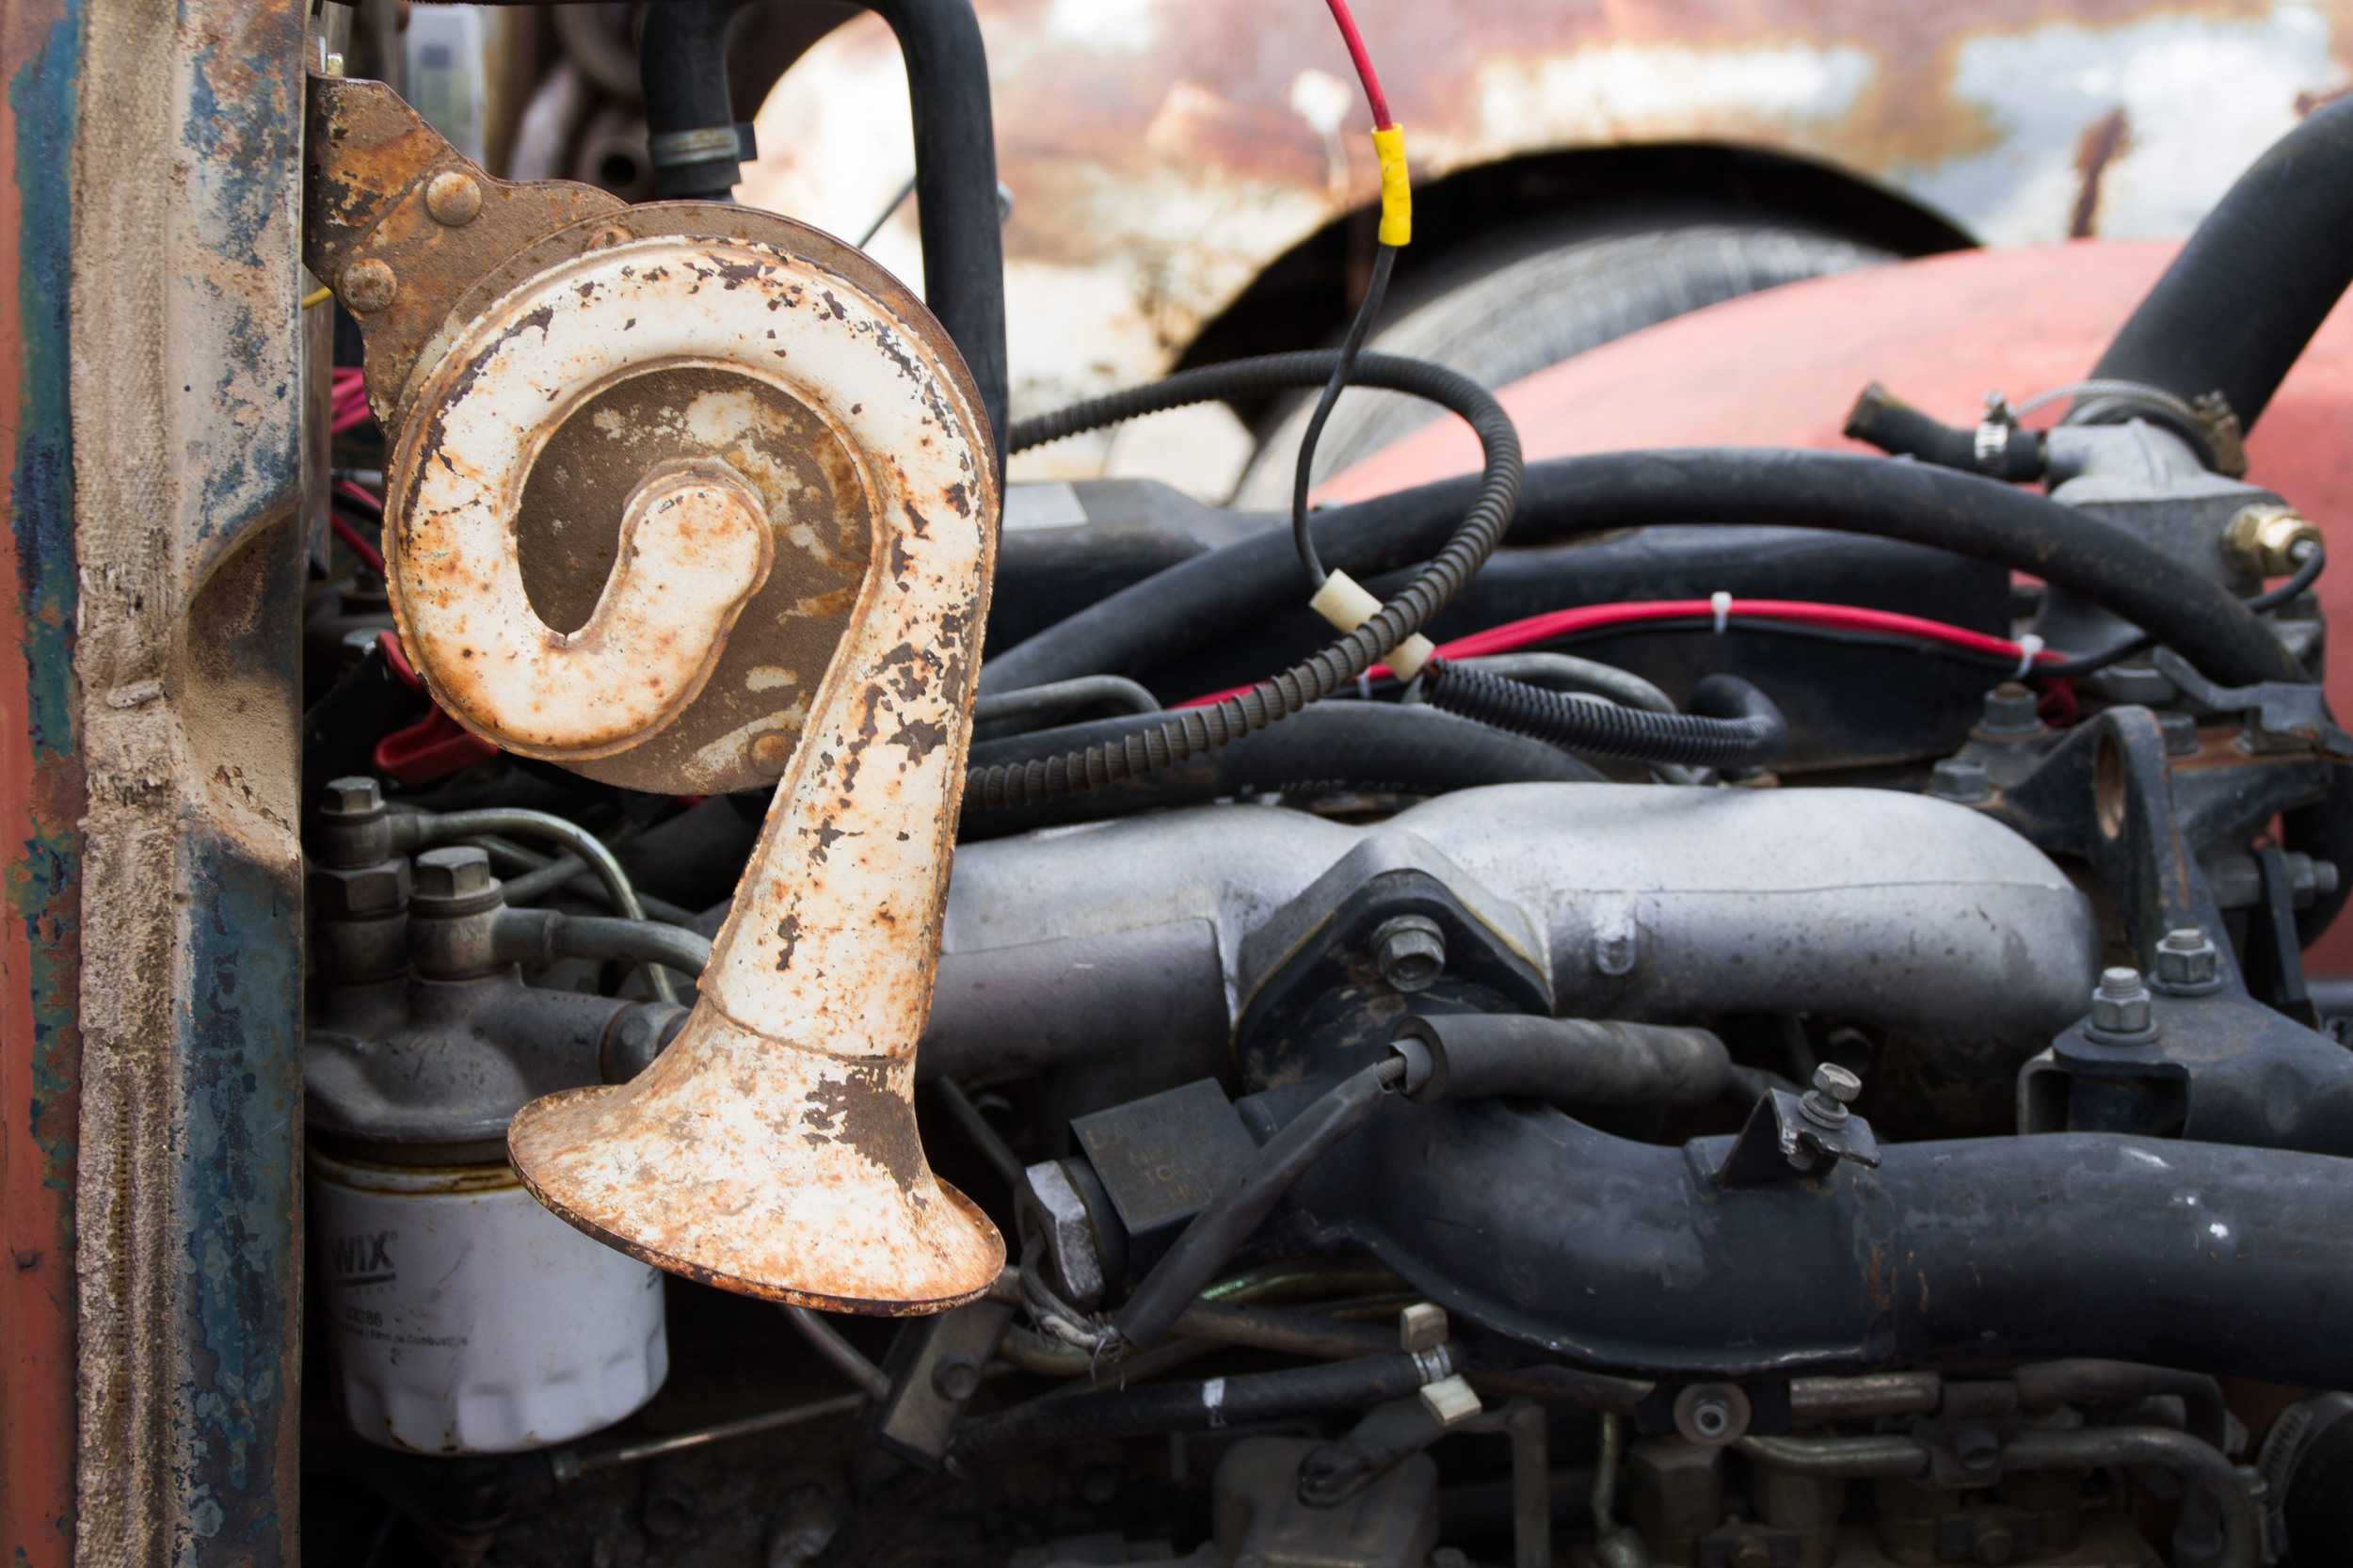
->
[[637, 0, 748, 200], [1392, 1015, 1741, 1108], [1112, 1057, 1405, 1352], [954, 1346, 1454, 1456], [961, 702, 1601, 834], [1844, 382, 2044, 480], [1423, 664, 1786, 770], [970, 351, 1524, 808], [1278, 1092, 2353, 1387], [2089, 95, 2353, 433], [855, 0, 1008, 458], [984, 450, 2294, 697]]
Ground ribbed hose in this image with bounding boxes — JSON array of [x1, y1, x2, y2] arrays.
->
[[1425, 665, 1786, 770], [969, 351, 1523, 808]]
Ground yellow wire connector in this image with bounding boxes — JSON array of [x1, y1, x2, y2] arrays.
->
[[301, 284, 333, 311], [1371, 125, 1411, 247]]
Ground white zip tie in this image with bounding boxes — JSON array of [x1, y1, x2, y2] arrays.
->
[[2014, 632, 2044, 679], [1711, 591, 1733, 635]]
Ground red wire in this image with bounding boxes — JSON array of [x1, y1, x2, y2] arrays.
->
[[1322, 0, 1392, 128], [329, 509, 386, 574], [1174, 597, 2072, 709], [333, 477, 384, 514]]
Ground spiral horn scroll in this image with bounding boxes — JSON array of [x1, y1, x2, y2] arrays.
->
[[379, 213, 1004, 1313]]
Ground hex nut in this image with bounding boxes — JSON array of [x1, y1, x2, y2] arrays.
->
[[2153, 928, 2223, 995], [424, 169, 483, 227], [1373, 915, 1447, 993], [412, 845, 494, 903], [1929, 758, 1993, 804], [1672, 1383, 1753, 1446], [2225, 504, 2324, 578], [1978, 682, 2043, 737], [309, 861, 405, 919], [341, 258, 398, 313], [2089, 966, 2154, 1035]]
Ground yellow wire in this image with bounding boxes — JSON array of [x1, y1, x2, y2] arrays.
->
[[300, 284, 333, 311]]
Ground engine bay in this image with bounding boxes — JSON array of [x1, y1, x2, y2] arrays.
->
[[42, 6, 2353, 1567]]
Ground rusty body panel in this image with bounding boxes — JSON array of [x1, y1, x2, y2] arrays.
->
[[1, 0, 86, 1557], [61, 0, 311, 1561], [497, 219, 1007, 1313], [741, 0, 2353, 483]]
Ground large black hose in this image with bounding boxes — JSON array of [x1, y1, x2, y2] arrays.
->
[[854, 0, 1008, 457], [955, 1346, 1456, 1456], [637, 0, 749, 200], [1424, 665, 1786, 770], [962, 701, 1601, 832], [968, 351, 1524, 808], [2089, 95, 2353, 433], [989, 449, 2297, 696], [1276, 1090, 2353, 1388]]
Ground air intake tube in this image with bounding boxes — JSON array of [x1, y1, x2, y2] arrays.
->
[[1273, 1088, 2353, 1388]]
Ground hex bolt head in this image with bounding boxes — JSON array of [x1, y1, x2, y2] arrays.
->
[[424, 169, 483, 227], [2153, 927, 2222, 994], [319, 776, 383, 818], [1979, 681, 2043, 737], [1929, 757, 1993, 804], [341, 258, 398, 313], [1372, 915, 1447, 993], [2156, 710, 2201, 758], [412, 845, 494, 903], [309, 862, 405, 919], [1800, 1063, 1861, 1128], [930, 1355, 983, 1402], [2090, 966, 2154, 1035]]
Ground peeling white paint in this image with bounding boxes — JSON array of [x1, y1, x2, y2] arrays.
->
[[1467, 41, 1875, 148], [1910, 8, 2346, 245]]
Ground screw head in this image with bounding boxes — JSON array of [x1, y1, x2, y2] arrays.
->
[[2089, 966, 2154, 1035], [1372, 915, 1447, 993], [308, 861, 405, 919], [319, 776, 383, 818], [341, 258, 397, 313], [1930, 757, 1993, 804], [412, 845, 494, 903], [2153, 927, 2222, 994], [424, 169, 483, 227]]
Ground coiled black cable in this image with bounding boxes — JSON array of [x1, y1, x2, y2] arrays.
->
[[1424, 664, 1787, 770], [973, 350, 1523, 808]]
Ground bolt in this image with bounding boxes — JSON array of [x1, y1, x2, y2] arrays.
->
[[412, 845, 494, 903], [1930, 757, 1993, 804], [930, 1355, 983, 1402], [319, 776, 383, 819], [1372, 915, 1446, 993], [309, 861, 405, 919], [341, 258, 397, 313], [2089, 967, 2154, 1036], [1979, 681, 2043, 737], [1801, 1064, 1862, 1128], [424, 169, 483, 227], [2153, 927, 2222, 994], [1975, 1523, 2018, 1566], [2157, 710, 2201, 757]]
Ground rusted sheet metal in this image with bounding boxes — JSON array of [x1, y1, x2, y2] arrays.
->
[[305, 72, 621, 420], [504, 225, 1004, 1313], [741, 0, 2353, 478], [66, 0, 309, 1560], [1, 0, 86, 1557]]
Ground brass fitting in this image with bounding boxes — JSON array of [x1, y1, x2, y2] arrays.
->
[[2224, 503, 2324, 577]]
